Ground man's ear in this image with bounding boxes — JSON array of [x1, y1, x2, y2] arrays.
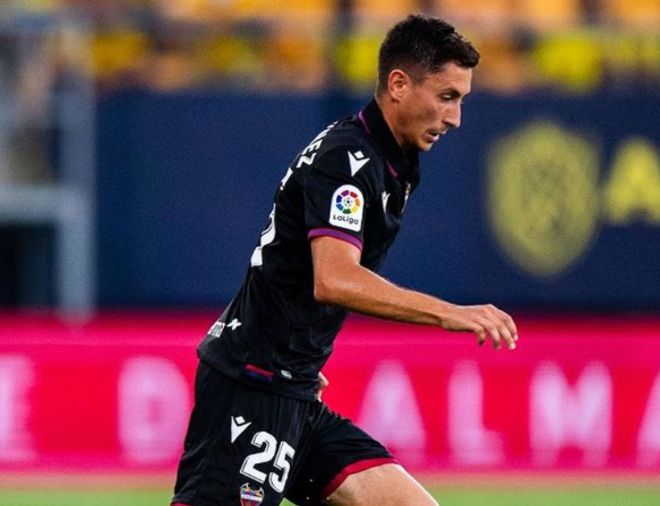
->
[[387, 69, 411, 101]]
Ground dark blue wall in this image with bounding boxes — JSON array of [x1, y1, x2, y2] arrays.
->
[[97, 91, 660, 310]]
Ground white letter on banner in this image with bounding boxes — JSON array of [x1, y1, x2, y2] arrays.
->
[[530, 362, 611, 467], [358, 361, 426, 458], [448, 361, 504, 465], [0, 356, 35, 462], [118, 357, 190, 464], [637, 372, 660, 467]]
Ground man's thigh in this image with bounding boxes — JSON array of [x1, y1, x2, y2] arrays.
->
[[172, 362, 312, 506], [326, 464, 438, 506], [285, 405, 399, 506]]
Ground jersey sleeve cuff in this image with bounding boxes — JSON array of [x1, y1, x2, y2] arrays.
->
[[308, 228, 363, 251]]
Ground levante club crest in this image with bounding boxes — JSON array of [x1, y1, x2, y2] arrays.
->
[[240, 483, 265, 506]]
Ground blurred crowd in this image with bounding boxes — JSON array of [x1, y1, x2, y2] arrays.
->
[[3, 0, 659, 183], [1, 0, 659, 95], [1, 0, 660, 184]]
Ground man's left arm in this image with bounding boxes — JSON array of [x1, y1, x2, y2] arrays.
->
[[311, 236, 518, 351]]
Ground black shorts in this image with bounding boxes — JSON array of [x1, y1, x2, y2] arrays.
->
[[172, 361, 395, 506]]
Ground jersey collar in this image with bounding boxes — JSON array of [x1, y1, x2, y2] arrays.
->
[[359, 98, 420, 181]]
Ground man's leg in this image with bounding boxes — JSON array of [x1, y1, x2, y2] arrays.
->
[[325, 463, 438, 506], [284, 406, 437, 506]]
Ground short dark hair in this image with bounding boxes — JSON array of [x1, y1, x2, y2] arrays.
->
[[377, 14, 480, 94]]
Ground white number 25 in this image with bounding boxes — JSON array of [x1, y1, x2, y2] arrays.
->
[[240, 431, 295, 493]]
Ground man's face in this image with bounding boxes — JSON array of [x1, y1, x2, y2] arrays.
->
[[392, 62, 473, 152]]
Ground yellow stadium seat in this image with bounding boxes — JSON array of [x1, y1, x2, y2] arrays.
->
[[532, 31, 602, 93], [156, 0, 332, 28], [433, 0, 515, 27], [354, 0, 420, 24], [92, 31, 149, 80], [234, 0, 332, 20], [516, 0, 581, 30], [261, 33, 328, 91], [435, 0, 580, 29], [603, 0, 660, 27], [333, 33, 381, 90], [152, 0, 236, 22], [468, 32, 531, 93]]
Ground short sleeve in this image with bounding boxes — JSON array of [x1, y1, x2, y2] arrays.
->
[[304, 146, 374, 251]]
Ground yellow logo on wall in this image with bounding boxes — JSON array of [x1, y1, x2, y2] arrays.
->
[[487, 122, 600, 277]]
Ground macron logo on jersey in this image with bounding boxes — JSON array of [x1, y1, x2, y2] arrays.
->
[[348, 151, 370, 177], [231, 416, 252, 443]]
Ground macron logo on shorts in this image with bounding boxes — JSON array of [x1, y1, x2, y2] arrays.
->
[[231, 416, 252, 443]]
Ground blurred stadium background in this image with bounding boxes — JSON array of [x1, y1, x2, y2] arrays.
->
[[2, 0, 660, 504]]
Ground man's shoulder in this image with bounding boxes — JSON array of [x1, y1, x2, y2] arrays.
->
[[319, 119, 374, 157], [312, 122, 383, 182]]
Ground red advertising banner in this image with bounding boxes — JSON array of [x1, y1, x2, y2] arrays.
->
[[1, 313, 660, 474]]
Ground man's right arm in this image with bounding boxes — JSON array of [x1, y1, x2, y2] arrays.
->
[[311, 236, 518, 350]]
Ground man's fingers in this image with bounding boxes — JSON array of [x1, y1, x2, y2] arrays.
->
[[484, 306, 517, 350], [476, 317, 502, 350], [473, 322, 497, 349], [473, 315, 517, 351], [463, 305, 519, 351], [495, 307, 519, 342], [475, 327, 487, 346], [493, 315, 516, 350]]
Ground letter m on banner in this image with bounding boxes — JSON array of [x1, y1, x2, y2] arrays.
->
[[530, 362, 612, 467]]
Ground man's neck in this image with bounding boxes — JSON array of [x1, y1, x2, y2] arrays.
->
[[374, 95, 407, 151]]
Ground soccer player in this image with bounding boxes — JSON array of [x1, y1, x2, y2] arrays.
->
[[172, 14, 518, 506]]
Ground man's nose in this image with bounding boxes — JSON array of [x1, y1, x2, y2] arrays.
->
[[444, 104, 462, 129]]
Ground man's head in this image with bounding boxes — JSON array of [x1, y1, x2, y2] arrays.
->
[[376, 15, 480, 152]]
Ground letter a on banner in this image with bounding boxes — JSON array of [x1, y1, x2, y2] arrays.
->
[[358, 361, 426, 458]]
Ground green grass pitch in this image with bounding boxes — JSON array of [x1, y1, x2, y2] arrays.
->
[[1, 486, 660, 506]]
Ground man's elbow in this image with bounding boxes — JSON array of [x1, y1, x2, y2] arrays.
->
[[313, 277, 344, 305]]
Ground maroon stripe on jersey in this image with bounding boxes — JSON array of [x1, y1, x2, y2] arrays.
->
[[245, 364, 274, 380], [360, 108, 398, 179], [386, 160, 398, 178], [320, 457, 399, 499], [308, 228, 363, 251], [358, 110, 372, 135]]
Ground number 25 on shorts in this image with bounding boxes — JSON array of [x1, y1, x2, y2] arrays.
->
[[240, 431, 295, 493]]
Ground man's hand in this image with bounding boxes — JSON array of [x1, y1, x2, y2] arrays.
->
[[317, 371, 329, 400], [439, 303, 518, 350]]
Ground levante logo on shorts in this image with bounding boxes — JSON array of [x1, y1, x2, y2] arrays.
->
[[240, 483, 265, 506], [330, 184, 365, 232]]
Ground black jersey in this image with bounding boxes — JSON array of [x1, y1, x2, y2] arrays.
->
[[198, 99, 420, 401]]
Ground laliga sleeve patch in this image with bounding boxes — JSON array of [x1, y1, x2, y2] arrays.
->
[[329, 185, 365, 232]]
